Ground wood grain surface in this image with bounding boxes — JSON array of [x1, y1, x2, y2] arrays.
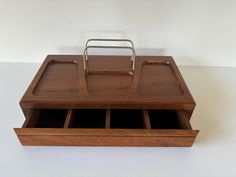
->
[[15, 55, 198, 147]]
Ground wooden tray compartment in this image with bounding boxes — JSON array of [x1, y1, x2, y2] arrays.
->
[[33, 60, 80, 96], [137, 62, 184, 96], [86, 71, 133, 96]]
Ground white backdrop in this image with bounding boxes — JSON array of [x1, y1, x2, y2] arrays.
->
[[0, 0, 236, 66]]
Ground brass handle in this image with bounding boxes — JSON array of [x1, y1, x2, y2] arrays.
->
[[83, 39, 136, 71]]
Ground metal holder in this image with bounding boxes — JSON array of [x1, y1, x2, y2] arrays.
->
[[83, 39, 136, 71]]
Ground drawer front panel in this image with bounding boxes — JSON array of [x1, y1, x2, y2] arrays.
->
[[15, 128, 198, 147]]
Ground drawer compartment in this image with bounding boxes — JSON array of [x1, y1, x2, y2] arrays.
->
[[25, 109, 68, 128], [148, 110, 192, 129], [110, 109, 144, 129], [15, 108, 198, 147], [71, 109, 106, 128], [149, 110, 180, 129]]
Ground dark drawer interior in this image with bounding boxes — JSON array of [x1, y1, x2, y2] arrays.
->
[[110, 109, 144, 129], [24, 109, 192, 130], [34, 109, 67, 128], [148, 110, 181, 129], [72, 109, 106, 128]]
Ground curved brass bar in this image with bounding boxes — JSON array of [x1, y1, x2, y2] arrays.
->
[[83, 39, 136, 71]]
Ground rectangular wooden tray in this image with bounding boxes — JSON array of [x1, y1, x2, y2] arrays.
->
[[15, 55, 198, 147]]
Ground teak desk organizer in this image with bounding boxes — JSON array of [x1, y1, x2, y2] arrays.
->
[[14, 39, 199, 147]]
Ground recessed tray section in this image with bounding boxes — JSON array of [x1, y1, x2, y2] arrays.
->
[[71, 109, 106, 128], [110, 109, 144, 129], [26, 109, 68, 128], [86, 71, 133, 96], [33, 60, 79, 96], [148, 110, 191, 129], [137, 62, 184, 96]]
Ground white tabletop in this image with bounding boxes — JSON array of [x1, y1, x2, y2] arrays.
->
[[0, 63, 236, 177]]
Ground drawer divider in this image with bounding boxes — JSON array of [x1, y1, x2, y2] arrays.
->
[[106, 109, 111, 129], [142, 110, 151, 129], [64, 110, 75, 128]]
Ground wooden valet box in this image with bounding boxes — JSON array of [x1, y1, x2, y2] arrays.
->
[[14, 39, 199, 147]]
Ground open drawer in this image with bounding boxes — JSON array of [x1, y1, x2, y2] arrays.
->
[[14, 109, 199, 147]]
